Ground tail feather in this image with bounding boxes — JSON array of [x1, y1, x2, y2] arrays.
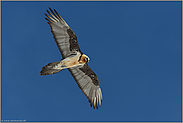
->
[[40, 61, 62, 75]]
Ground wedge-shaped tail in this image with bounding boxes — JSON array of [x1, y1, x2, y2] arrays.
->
[[40, 61, 62, 75]]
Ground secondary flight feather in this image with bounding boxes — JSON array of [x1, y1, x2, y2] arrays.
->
[[40, 8, 102, 109]]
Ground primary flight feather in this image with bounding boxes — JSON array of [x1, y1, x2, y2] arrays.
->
[[40, 8, 102, 109]]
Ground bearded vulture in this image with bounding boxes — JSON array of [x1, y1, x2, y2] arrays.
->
[[40, 8, 102, 109]]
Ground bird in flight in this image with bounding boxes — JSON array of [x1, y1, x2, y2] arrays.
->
[[40, 8, 102, 109]]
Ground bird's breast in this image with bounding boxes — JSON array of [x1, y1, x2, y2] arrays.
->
[[61, 53, 83, 68]]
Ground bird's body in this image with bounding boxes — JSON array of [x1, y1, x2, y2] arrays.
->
[[58, 52, 89, 69], [40, 8, 102, 109], [58, 52, 83, 69], [40, 52, 89, 75]]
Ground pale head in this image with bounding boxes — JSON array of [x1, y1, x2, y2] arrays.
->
[[79, 54, 90, 63]]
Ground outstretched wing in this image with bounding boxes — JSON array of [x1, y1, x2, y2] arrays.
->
[[45, 7, 82, 59], [68, 64, 102, 109]]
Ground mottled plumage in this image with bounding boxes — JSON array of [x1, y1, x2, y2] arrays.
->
[[40, 8, 102, 109]]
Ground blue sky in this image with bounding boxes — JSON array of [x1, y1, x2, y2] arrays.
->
[[1, 1, 182, 122]]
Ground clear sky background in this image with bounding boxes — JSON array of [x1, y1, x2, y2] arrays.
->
[[1, 1, 182, 122]]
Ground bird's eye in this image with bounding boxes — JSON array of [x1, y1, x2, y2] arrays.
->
[[85, 57, 89, 62]]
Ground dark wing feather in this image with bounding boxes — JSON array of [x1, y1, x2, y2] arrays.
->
[[68, 64, 102, 109], [45, 7, 82, 58]]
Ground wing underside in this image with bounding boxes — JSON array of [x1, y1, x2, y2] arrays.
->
[[68, 64, 102, 109], [45, 8, 82, 58]]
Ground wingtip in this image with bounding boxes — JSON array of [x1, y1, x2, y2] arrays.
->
[[54, 9, 58, 13], [90, 101, 92, 107], [48, 7, 52, 11], [44, 13, 48, 17]]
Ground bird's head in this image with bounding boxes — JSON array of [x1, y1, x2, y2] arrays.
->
[[84, 55, 90, 63], [79, 54, 90, 63]]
